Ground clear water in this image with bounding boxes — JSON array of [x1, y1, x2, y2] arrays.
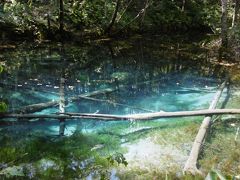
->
[[0, 36, 228, 178], [0, 37, 227, 135]]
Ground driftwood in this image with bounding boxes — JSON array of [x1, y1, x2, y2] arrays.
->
[[1, 108, 240, 121], [12, 88, 115, 114], [183, 80, 227, 175]]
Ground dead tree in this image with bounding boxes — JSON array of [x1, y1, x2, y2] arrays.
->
[[183, 80, 227, 175]]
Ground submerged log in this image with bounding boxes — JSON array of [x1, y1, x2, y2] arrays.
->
[[183, 80, 227, 175], [77, 96, 154, 112], [11, 88, 115, 114], [1, 108, 240, 121], [9, 78, 163, 114]]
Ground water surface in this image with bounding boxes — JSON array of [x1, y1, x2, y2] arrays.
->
[[0, 36, 228, 178]]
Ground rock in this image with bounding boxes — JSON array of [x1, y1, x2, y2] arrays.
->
[[0, 165, 24, 178], [37, 159, 60, 171], [24, 163, 36, 179]]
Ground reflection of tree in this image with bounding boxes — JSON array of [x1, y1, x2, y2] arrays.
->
[[107, 43, 119, 91], [0, 37, 228, 116]]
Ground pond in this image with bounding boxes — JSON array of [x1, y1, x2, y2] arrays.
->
[[0, 35, 230, 179]]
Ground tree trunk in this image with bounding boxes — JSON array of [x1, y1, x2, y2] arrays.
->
[[221, 0, 228, 47], [104, 0, 121, 35], [140, 0, 149, 28], [59, 0, 64, 39], [47, 13, 51, 32], [232, 0, 240, 27], [0, 1, 4, 12], [182, 0, 186, 11], [183, 80, 227, 175], [4, 108, 240, 122]]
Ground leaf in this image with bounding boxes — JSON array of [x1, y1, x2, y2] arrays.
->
[[0, 65, 3, 73], [0, 102, 8, 112], [205, 169, 226, 180]]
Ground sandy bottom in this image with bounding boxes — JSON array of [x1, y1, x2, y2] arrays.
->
[[121, 137, 190, 172]]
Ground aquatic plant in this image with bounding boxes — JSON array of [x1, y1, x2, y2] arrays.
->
[[0, 128, 128, 179], [0, 102, 7, 112]]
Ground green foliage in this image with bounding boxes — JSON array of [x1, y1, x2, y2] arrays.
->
[[0, 102, 7, 112], [107, 152, 128, 166], [206, 169, 226, 180], [0, 65, 7, 112], [111, 72, 130, 81], [0, 0, 223, 39], [201, 3, 221, 32], [0, 65, 3, 73]]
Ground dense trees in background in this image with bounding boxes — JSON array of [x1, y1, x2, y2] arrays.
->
[[232, 0, 240, 27], [0, 0, 239, 46], [221, 0, 228, 47]]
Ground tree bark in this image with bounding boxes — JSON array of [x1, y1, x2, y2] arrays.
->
[[182, 0, 186, 11], [183, 80, 227, 175], [59, 0, 64, 39], [3, 108, 240, 121], [104, 0, 121, 35], [47, 13, 51, 36], [232, 0, 240, 27], [140, 0, 149, 28], [221, 0, 228, 47]]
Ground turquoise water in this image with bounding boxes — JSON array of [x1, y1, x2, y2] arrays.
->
[[0, 38, 226, 133], [0, 37, 228, 178]]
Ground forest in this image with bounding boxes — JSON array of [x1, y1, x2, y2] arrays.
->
[[0, 0, 237, 42], [1, 0, 240, 179]]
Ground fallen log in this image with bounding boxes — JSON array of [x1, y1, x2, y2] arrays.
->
[[7, 77, 215, 114], [1, 108, 240, 121], [11, 88, 115, 114], [9, 77, 164, 114], [183, 80, 227, 175]]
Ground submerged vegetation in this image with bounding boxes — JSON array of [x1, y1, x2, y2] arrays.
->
[[1, 0, 240, 179], [0, 129, 127, 179], [0, 38, 240, 178]]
